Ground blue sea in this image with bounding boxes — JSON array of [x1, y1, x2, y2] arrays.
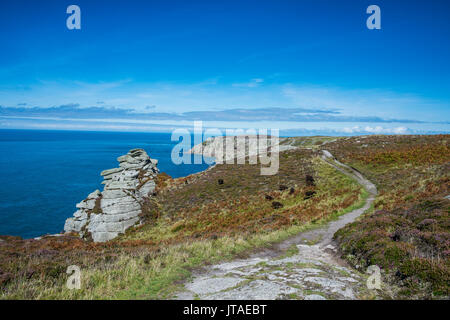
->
[[0, 129, 211, 239]]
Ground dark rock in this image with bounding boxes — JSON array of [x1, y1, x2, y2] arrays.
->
[[304, 190, 316, 200], [265, 195, 274, 201], [391, 230, 401, 242], [289, 187, 295, 195], [272, 201, 284, 209], [210, 234, 218, 240], [218, 179, 224, 185], [395, 270, 407, 280], [306, 175, 315, 186]]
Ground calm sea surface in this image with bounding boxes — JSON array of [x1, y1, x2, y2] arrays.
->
[[0, 129, 210, 238]]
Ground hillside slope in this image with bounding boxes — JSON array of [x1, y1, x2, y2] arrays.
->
[[175, 150, 379, 300], [0, 135, 448, 299], [326, 135, 449, 298]]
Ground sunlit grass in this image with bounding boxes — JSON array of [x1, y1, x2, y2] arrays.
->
[[1, 154, 366, 299]]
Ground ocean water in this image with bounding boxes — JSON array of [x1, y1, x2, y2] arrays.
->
[[0, 129, 211, 239]]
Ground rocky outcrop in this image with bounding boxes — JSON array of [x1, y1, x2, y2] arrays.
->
[[64, 148, 159, 242]]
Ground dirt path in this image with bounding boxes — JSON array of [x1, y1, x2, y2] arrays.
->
[[175, 150, 378, 300]]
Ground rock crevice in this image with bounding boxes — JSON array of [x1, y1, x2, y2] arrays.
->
[[64, 148, 159, 242]]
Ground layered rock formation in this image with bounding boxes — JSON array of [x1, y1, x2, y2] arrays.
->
[[64, 148, 159, 242]]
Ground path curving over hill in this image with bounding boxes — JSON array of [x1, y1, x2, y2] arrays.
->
[[175, 150, 378, 300]]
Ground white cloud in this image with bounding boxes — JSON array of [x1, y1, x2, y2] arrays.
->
[[1, 80, 448, 124], [393, 126, 408, 134], [232, 78, 264, 88], [281, 85, 449, 122], [341, 125, 410, 134]]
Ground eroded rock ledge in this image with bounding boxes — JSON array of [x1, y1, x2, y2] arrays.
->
[[64, 148, 159, 242]]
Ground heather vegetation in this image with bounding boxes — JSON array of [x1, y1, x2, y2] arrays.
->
[[124, 149, 362, 243], [327, 135, 449, 298], [0, 135, 447, 299], [0, 147, 364, 299]]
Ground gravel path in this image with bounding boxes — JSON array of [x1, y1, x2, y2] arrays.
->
[[175, 150, 378, 300]]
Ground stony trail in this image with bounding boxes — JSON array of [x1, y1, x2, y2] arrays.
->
[[175, 150, 378, 300]]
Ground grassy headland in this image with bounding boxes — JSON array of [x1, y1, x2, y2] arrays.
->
[[0, 134, 448, 299], [0, 146, 364, 299]]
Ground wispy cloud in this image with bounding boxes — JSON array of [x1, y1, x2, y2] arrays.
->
[[1, 80, 448, 125], [281, 85, 450, 122], [0, 105, 424, 123], [232, 78, 264, 88]]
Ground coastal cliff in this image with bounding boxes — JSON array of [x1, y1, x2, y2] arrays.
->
[[0, 135, 448, 299], [187, 135, 297, 163], [64, 148, 159, 242]]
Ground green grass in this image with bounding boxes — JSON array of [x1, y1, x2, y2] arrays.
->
[[1, 155, 368, 299], [280, 136, 343, 149]]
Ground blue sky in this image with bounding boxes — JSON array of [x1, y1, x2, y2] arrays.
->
[[0, 0, 449, 134]]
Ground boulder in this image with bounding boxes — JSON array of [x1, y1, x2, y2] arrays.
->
[[272, 201, 284, 209], [63, 148, 159, 242]]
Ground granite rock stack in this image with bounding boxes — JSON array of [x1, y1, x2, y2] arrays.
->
[[64, 148, 159, 242]]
